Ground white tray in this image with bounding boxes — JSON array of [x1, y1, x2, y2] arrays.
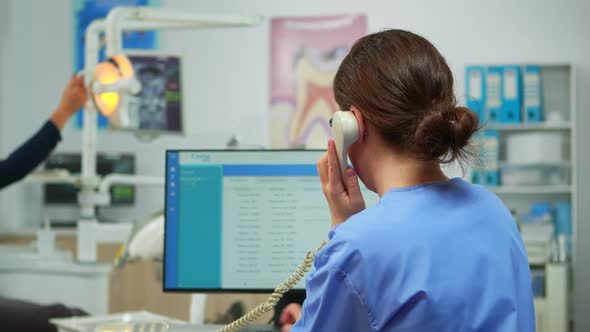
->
[[50, 310, 185, 332]]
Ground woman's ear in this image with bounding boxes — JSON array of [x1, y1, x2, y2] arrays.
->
[[350, 106, 366, 143]]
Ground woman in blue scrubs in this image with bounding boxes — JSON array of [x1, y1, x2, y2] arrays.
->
[[284, 29, 535, 331]]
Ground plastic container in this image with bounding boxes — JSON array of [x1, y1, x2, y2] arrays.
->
[[506, 132, 564, 164], [501, 163, 569, 186]]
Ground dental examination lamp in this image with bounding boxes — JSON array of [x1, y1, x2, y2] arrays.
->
[[74, 7, 263, 262], [90, 55, 141, 127]]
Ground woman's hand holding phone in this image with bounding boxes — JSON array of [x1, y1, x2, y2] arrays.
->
[[317, 140, 366, 228]]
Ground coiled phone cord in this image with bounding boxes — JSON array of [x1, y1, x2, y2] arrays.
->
[[214, 240, 327, 332]]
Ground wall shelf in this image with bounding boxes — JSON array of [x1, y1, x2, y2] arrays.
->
[[488, 185, 571, 194], [483, 122, 571, 131], [498, 161, 571, 167], [478, 63, 575, 332]]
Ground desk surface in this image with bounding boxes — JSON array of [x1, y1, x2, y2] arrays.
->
[[0, 245, 111, 275], [0, 226, 77, 237]]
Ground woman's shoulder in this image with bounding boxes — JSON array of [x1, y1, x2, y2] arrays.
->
[[334, 200, 420, 239], [320, 178, 515, 259], [321, 205, 410, 259]]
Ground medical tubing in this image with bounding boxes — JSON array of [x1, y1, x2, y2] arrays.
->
[[214, 241, 327, 332]]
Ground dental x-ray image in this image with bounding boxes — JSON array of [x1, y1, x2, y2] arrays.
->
[[125, 54, 183, 133], [136, 62, 167, 129]]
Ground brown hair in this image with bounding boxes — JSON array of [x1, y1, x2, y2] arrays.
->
[[334, 29, 479, 164]]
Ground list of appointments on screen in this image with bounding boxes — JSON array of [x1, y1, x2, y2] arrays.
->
[[165, 151, 332, 290], [221, 165, 330, 289]]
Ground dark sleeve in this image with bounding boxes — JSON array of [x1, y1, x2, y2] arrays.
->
[[0, 120, 61, 190], [0, 296, 87, 332], [273, 289, 306, 328]]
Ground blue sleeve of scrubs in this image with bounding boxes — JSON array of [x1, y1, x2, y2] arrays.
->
[[290, 233, 374, 332], [0, 120, 61, 190]]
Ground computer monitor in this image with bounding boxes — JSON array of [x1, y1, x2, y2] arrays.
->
[[44, 153, 135, 206], [163, 150, 379, 292], [112, 52, 184, 135]]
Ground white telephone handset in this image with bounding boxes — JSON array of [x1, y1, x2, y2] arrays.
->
[[330, 111, 360, 174]]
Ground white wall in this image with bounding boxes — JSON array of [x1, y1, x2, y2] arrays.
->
[[0, 0, 35, 228], [0, 0, 6, 151], [1, 0, 590, 330]]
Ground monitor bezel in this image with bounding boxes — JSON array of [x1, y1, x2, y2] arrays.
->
[[163, 149, 328, 293], [108, 50, 187, 137]]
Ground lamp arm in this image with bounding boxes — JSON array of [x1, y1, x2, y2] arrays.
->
[[104, 6, 263, 57]]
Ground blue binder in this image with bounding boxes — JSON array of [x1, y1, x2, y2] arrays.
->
[[500, 65, 522, 123], [485, 67, 503, 123], [471, 131, 499, 186], [465, 66, 486, 121], [471, 133, 485, 185], [482, 130, 500, 186], [524, 65, 543, 122]]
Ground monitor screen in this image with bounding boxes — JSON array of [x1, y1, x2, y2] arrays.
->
[[164, 150, 379, 292], [44, 153, 135, 206], [117, 53, 183, 133]]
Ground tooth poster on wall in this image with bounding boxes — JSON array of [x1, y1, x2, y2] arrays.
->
[[270, 15, 367, 149]]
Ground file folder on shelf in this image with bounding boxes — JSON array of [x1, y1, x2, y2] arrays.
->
[[484, 130, 500, 186], [466, 66, 486, 121], [485, 67, 503, 123], [471, 132, 484, 185], [524, 65, 543, 122], [500, 65, 523, 123], [471, 130, 500, 186]]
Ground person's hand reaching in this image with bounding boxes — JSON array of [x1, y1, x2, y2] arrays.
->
[[50, 76, 88, 130], [280, 303, 302, 332], [317, 140, 366, 227]]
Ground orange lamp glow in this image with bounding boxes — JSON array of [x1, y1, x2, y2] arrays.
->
[[93, 61, 121, 115], [92, 56, 131, 116], [94, 62, 121, 85], [95, 92, 120, 116]]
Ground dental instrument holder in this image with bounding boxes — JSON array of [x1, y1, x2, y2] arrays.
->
[[76, 7, 263, 262]]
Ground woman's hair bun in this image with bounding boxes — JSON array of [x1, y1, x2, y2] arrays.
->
[[412, 104, 479, 164], [333, 29, 481, 165]]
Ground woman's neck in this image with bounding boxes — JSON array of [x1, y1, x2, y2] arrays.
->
[[371, 154, 448, 197]]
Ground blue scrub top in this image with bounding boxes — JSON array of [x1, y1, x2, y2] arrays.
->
[[291, 178, 535, 332]]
